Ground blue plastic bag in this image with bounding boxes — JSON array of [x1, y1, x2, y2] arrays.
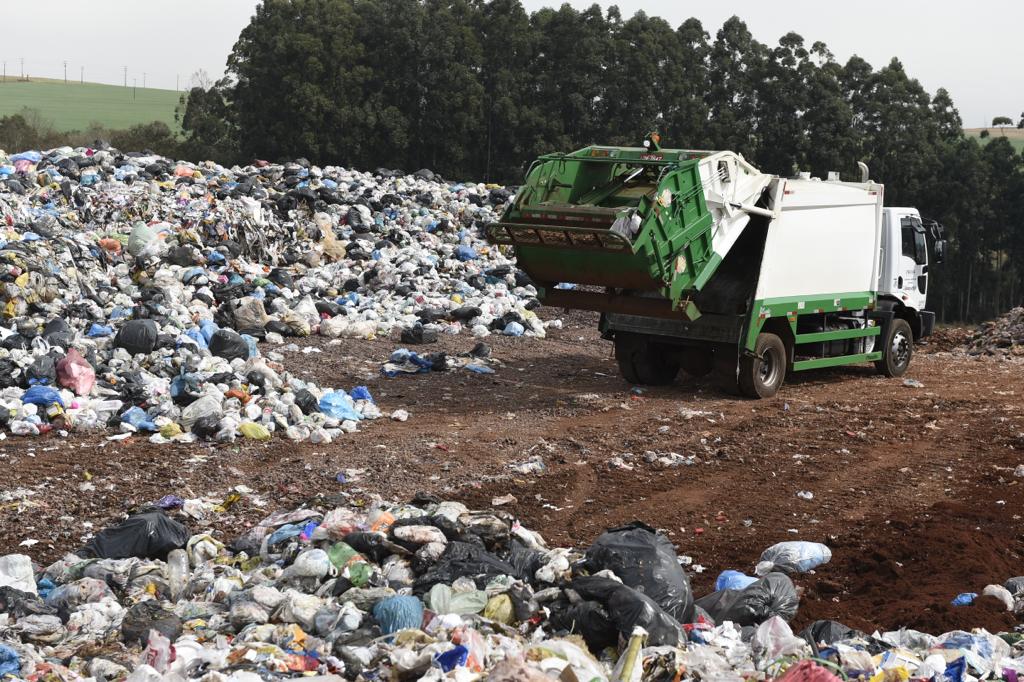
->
[[319, 391, 362, 421], [121, 406, 157, 432], [434, 645, 469, 672], [950, 593, 977, 607], [715, 570, 758, 591], [373, 595, 424, 634], [22, 385, 64, 408], [87, 323, 113, 337], [350, 386, 374, 402], [241, 334, 259, 358], [0, 643, 20, 677], [199, 320, 219, 343], [455, 245, 477, 261], [503, 321, 525, 337], [268, 523, 304, 547], [183, 327, 208, 349]]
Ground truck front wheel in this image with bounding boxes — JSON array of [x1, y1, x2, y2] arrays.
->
[[614, 334, 680, 386], [739, 333, 786, 398], [875, 318, 913, 377]]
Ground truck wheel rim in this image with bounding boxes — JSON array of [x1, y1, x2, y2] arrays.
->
[[892, 332, 910, 367], [759, 349, 779, 385]]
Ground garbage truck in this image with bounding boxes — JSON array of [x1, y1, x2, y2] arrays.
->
[[485, 135, 946, 398]]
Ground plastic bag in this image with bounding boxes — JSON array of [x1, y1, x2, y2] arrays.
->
[[319, 391, 361, 421], [756, 541, 832, 575], [715, 569, 758, 591], [22, 385, 64, 408], [208, 329, 248, 361], [799, 620, 864, 654], [751, 616, 809, 660], [239, 422, 271, 441], [57, 348, 95, 395], [0, 643, 19, 677], [81, 510, 189, 560], [571, 575, 683, 647], [694, 572, 799, 626], [0, 554, 37, 594], [114, 319, 159, 355], [121, 600, 183, 645], [584, 521, 694, 622], [373, 594, 424, 634], [26, 354, 57, 385]]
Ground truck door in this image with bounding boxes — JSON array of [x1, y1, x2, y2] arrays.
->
[[899, 216, 928, 306]]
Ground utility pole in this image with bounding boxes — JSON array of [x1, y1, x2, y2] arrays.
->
[[143, 72, 146, 89], [123, 66, 127, 88], [20, 57, 24, 80], [63, 60, 68, 84], [133, 78, 136, 101], [176, 73, 179, 91], [2, 62, 5, 83], [80, 66, 83, 85]]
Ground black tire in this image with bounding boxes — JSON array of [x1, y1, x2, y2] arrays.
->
[[739, 333, 787, 398], [614, 334, 679, 386], [678, 348, 714, 378], [875, 318, 913, 377]]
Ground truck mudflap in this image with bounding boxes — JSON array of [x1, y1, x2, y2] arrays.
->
[[918, 310, 936, 339]]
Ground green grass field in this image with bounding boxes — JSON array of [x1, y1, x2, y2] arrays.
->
[[0, 78, 181, 131], [964, 127, 1024, 153]]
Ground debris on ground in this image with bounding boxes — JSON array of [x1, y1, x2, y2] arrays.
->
[[1, 495, 1022, 681], [0, 146, 556, 441], [966, 307, 1024, 357]]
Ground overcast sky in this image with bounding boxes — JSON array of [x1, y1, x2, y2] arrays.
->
[[2, 0, 1019, 128]]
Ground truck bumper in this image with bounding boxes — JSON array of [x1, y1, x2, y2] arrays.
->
[[918, 310, 936, 339]]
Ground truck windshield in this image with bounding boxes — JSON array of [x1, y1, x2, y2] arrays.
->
[[901, 218, 927, 264]]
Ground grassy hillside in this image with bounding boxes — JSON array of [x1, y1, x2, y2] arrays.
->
[[964, 127, 1024, 153], [0, 78, 181, 132]]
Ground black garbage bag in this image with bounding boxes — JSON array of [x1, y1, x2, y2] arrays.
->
[[412, 541, 524, 595], [799, 620, 864, 655], [121, 601, 183, 646], [80, 510, 188, 560], [694, 572, 799, 627], [191, 415, 220, 439], [451, 306, 482, 322], [584, 521, 694, 623], [294, 389, 321, 415], [316, 300, 344, 317], [1005, 576, 1024, 597], [0, 586, 58, 619], [266, 320, 293, 336], [572, 576, 684, 647], [2, 334, 30, 351], [25, 355, 57, 387], [166, 245, 197, 266], [42, 319, 74, 348], [208, 329, 248, 361], [401, 325, 437, 345], [114, 319, 159, 355], [548, 599, 619, 654]]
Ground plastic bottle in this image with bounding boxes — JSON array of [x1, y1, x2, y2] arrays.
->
[[167, 549, 189, 600]]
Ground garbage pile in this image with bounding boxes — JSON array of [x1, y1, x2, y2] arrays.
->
[[0, 146, 552, 440], [967, 307, 1024, 357], [1, 494, 1022, 682]]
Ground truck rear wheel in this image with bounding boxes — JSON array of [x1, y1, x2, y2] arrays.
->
[[739, 333, 786, 398], [679, 348, 714, 378], [875, 318, 913, 377], [614, 334, 679, 386]]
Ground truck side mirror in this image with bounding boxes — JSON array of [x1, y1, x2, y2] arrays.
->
[[934, 239, 946, 264]]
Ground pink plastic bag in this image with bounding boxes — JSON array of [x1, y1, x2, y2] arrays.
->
[[57, 348, 96, 395], [777, 660, 842, 682]]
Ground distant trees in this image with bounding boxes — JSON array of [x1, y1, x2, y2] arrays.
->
[[992, 116, 1013, 127]]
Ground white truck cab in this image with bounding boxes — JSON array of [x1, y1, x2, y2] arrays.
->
[[877, 207, 946, 340]]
